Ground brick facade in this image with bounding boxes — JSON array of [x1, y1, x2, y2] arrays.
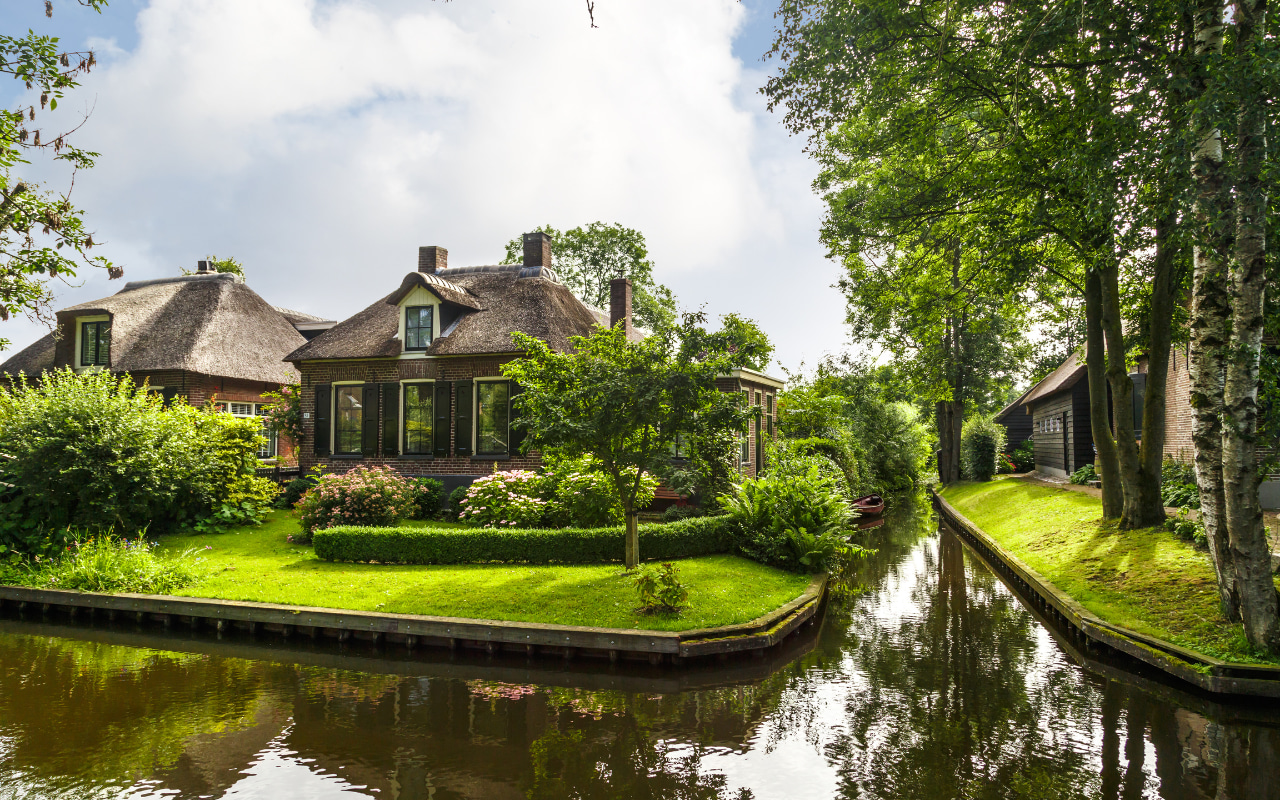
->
[[1162, 344, 1196, 463]]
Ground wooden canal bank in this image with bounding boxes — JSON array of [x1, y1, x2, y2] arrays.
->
[[932, 491, 1280, 699], [0, 573, 827, 667]]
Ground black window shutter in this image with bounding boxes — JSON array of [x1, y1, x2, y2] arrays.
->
[[361, 384, 379, 456], [381, 383, 399, 457], [433, 381, 452, 457], [160, 387, 179, 407], [314, 384, 331, 456], [455, 381, 473, 458], [508, 381, 526, 454]]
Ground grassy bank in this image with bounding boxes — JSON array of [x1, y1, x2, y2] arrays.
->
[[153, 512, 810, 632], [940, 479, 1280, 665]]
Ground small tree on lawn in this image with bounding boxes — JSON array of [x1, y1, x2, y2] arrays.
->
[[504, 313, 765, 570]]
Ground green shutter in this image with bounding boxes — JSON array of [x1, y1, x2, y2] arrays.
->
[[508, 381, 526, 454], [433, 381, 452, 457], [314, 384, 331, 456], [361, 384, 379, 456], [381, 383, 399, 456], [455, 381, 473, 458]]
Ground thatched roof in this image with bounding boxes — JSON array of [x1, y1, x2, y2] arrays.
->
[[0, 273, 307, 384], [286, 266, 603, 361], [1021, 350, 1087, 409]]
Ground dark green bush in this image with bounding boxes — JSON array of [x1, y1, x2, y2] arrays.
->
[[411, 477, 446, 519], [960, 415, 1006, 482], [276, 477, 315, 509], [313, 515, 737, 565], [661, 504, 703, 523], [1069, 463, 1097, 485], [1160, 458, 1199, 509], [446, 485, 469, 517], [1008, 439, 1035, 472], [0, 369, 276, 555]]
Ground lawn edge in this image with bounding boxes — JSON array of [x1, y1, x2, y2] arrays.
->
[[0, 573, 826, 665], [932, 489, 1280, 699]]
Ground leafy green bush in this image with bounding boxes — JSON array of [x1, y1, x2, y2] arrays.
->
[[634, 562, 689, 613], [542, 456, 658, 528], [446, 485, 469, 515], [719, 467, 853, 571], [457, 470, 549, 528], [1167, 506, 1207, 546], [28, 535, 207, 594], [276, 477, 316, 509], [410, 477, 446, 519], [1160, 459, 1199, 509], [1069, 463, 1097, 485], [313, 515, 736, 564], [1008, 439, 1035, 472], [767, 436, 859, 499], [0, 369, 277, 555], [661, 504, 703, 523], [294, 466, 417, 540], [960, 415, 1006, 482]]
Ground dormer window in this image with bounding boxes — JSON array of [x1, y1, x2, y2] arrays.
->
[[405, 306, 433, 351], [80, 320, 110, 367]]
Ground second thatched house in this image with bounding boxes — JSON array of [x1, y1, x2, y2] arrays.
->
[[0, 263, 334, 462], [286, 233, 782, 494]]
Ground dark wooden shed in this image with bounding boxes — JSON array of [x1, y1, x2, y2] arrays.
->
[[995, 388, 1033, 450], [1021, 351, 1094, 479]]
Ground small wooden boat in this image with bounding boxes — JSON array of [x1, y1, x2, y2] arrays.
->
[[852, 493, 885, 517]]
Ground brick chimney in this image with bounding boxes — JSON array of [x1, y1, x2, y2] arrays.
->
[[522, 232, 552, 268], [610, 277, 632, 337], [196, 260, 215, 274], [418, 246, 447, 274]]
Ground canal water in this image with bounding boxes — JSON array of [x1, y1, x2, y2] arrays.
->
[[0, 500, 1277, 799]]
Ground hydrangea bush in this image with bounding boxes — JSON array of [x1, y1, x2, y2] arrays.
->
[[294, 466, 416, 541], [543, 456, 657, 528], [457, 470, 548, 528]]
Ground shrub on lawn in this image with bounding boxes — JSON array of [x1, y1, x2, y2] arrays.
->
[[1160, 458, 1199, 509], [457, 470, 549, 528], [634, 562, 689, 613], [1069, 463, 1097, 485], [410, 477, 446, 519], [0, 369, 276, 555], [294, 466, 417, 541], [960, 415, 1006, 482], [313, 515, 736, 564], [542, 455, 658, 528], [28, 535, 208, 594], [1008, 439, 1035, 472], [276, 477, 316, 509], [719, 467, 854, 571]]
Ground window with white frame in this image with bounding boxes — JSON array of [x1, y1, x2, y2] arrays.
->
[[214, 401, 278, 458]]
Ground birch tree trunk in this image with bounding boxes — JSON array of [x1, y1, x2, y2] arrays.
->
[[1086, 269, 1123, 518], [1188, 0, 1239, 620], [1221, 0, 1279, 652]]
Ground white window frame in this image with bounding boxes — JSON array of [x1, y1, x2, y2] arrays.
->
[[396, 286, 442, 357], [400, 379, 435, 456], [74, 314, 110, 372], [213, 399, 278, 458]]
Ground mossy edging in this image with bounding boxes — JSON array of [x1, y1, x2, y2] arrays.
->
[[0, 574, 826, 668], [932, 490, 1280, 698]]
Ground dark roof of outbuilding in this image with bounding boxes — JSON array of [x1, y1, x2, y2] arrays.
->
[[1021, 350, 1087, 408], [0, 273, 307, 384], [996, 386, 1034, 421], [285, 265, 604, 362]]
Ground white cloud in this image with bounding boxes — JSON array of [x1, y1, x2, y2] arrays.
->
[[2, 0, 851, 373]]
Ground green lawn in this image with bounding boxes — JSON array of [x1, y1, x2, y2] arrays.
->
[[155, 511, 811, 632], [940, 479, 1280, 664]]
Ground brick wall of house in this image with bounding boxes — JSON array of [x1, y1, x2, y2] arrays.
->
[[1162, 344, 1195, 464]]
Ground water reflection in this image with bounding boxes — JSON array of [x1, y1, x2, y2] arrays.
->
[[0, 499, 1277, 799]]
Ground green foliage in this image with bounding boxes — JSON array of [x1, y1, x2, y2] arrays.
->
[[276, 477, 315, 509], [0, 4, 117, 346], [457, 470, 549, 528], [312, 515, 737, 565], [542, 455, 658, 528], [661, 504, 703, 523], [1160, 459, 1200, 509], [27, 534, 207, 594], [410, 477, 445, 519], [633, 562, 689, 613], [259, 382, 302, 445], [446, 485, 469, 514], [719, 467, 854, 571], [1008, 439, 1036, 473], [1069, 464, 1098, 485], [0, 369, 275, 555], [1167, 506, 1207, 547], [294, 466, 416, 539], [960, 415, 1006, 482], [501, 222, 676, 332], [182, 254, 244, 279]]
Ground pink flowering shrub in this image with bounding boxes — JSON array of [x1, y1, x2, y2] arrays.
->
[[294, 466, 416, 542], [457, 470, 548, 528]]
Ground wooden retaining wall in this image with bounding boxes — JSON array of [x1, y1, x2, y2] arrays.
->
[[0, 574, 826, 667], [933, 491, 1280, 699]]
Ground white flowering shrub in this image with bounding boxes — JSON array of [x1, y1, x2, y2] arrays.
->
[[543, 456, 658, 528], [457, 470, 548, 528]]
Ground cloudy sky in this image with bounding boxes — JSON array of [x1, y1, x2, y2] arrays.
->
[[1, 0, 850, 374]]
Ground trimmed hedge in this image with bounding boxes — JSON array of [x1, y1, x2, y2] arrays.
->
[[312, 515, 737, 565]]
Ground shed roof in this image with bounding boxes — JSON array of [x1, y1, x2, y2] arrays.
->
[[1, 273, 307, 384], [1021, 350, 1087, 409]]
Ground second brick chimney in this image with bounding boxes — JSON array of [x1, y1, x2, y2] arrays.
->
[[418, 246, 447, 274], [522, 232, 552, 268], [610, 276, 632, 337]]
